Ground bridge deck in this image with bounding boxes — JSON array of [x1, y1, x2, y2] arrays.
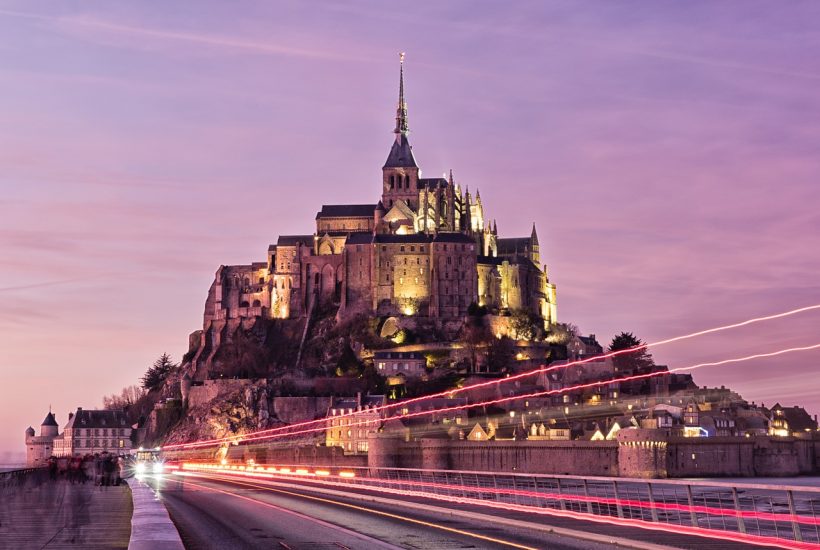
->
[[0, 472, 132, 549]]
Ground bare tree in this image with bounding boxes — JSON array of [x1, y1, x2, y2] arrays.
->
[[102, 385, 147, 410]]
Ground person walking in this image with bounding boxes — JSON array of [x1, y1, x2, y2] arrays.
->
[[94, 453, 103, 486], [48, 457, 58, 481], [82, 454, 94, 484]]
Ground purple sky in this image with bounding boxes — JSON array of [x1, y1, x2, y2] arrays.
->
[[2, 1, 820, 459]]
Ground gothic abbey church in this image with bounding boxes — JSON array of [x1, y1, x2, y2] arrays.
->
[[194, 58, 557, 377]]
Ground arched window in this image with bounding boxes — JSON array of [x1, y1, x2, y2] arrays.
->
[[259, 277, 264, 284], [252, 299, 261, 307], [404, 175, 409, 188], [243, 277, 250, 287], [240, 301, 250, 307], [390, 175, 395, 189]]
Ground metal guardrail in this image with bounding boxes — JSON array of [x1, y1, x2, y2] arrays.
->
[[0, 467, 46, 481], [0, 467, 48, 492], [180, 462, 820, 548]]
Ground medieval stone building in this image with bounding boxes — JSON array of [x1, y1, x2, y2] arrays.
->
[[24, 411, 59, 466], [191, 57, 557, 378]]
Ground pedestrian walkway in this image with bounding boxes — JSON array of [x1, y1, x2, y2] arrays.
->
[[0, 470, 132, 549]]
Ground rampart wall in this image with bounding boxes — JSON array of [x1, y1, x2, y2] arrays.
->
[[364, 431, 819, 478]]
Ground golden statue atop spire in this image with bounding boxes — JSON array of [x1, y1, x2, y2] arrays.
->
[[394, 52, 409, 135]]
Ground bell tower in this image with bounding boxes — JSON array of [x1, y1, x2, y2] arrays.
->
[[382, 53, 419, 210]]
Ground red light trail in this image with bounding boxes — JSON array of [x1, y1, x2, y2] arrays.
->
[[178, 463, 820, 527], [173, 467, 819, 550], [162, 303, 820, 450], [169, 342, 820, 448], [162, 472, 541, 549]]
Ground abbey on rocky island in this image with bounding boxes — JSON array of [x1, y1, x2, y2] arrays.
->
[[193, 56, 557, 378]]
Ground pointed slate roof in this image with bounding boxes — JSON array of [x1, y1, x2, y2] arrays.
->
[[384, 133, 418, 168], [41, 411, 58, 427]]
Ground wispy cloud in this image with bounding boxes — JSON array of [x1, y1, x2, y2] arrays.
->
[[0, 8, 367, 62]]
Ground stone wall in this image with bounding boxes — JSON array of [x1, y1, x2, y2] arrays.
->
[[664, 437, 755, 478], [271, 397, 333, 424], [365, 431, 819, 478], [232, 443, 366, 468], [188, 379, 256, 409], [369, 437, 619, 476], [638, 433, 816, 478]]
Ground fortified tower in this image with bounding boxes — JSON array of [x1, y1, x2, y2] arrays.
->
[[25, 410, 59, 467]]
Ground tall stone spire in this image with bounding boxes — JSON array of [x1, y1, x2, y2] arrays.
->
[[394, 52, 409, 136]]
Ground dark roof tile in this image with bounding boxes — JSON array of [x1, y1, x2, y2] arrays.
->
[[316, 204, 376, 219], [277, 235, 313, 246]]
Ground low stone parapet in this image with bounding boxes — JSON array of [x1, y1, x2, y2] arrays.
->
[[127, 477, 184, 550]]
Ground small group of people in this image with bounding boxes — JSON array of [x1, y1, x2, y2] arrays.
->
[[47, 452, 126, 486]]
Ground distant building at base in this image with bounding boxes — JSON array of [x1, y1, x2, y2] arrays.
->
[[52, 408, 133, 457], [25, 407, 134, 464], [24, 410, 59, 467]]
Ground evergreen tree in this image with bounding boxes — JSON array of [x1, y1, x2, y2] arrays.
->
[[141, 353, 178, 390], [487, 336, 516, 373], [608, 332, 654, 374]]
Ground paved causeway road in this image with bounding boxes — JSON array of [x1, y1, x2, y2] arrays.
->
[[145, 473, 617, 550], [143, 471, 784, 550]]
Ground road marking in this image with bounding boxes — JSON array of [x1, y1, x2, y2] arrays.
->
[[158, 476, 401, 549], [194, 474, 540, 550]]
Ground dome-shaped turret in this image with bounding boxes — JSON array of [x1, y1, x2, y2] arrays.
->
[[25, 426, 35, 437]]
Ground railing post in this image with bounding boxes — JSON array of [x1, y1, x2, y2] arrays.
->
[[686, 484, 698, 527], [787, 490, 803, 542], [613, 480, 624, 519], [646, 482, 659, 523], [731, 487, 746, 534], [556, 478, 567, 511], [583, 479, 594, 516], [512, 475, 519, 506]]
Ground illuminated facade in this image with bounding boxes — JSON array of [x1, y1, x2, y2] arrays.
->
[[325, 395, 385, 454], [193, 57, 557, 377]]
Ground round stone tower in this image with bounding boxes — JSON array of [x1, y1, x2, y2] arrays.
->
[[617, 428, 669, 478], [40, 411, 59, 438], [367, 434, 400, 469], [420, 437, 450, 471]]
